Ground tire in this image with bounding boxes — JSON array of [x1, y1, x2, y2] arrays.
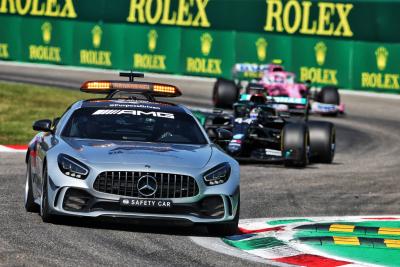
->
[[308, 121, 335, 163], [320, 86, 340, 105], [24, 157, 39, 212], [282, 123, 309, 168], [213, 78, 239, 109], [40, 164, 54, 223], [207, 201, 240, 236]]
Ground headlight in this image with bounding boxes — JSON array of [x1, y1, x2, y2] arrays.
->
[[58, 154, 89, 179], [203, 162, 231, 186]]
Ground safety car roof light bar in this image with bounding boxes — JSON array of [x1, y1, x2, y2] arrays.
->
[[79, 72, 182, 100]]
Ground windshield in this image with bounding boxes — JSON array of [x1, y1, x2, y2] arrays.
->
[[62, 108, 207, 145]]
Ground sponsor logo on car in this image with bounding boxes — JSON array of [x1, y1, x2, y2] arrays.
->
[[92, 109, 175, 119]]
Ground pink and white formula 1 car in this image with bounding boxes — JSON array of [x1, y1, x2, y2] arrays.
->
[[213, 63, 345, 116]]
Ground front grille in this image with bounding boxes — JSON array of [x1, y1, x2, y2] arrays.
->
[[93, 171, 199, 198]]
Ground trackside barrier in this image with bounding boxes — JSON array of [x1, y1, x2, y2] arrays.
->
[[0, 0, 399, 93]]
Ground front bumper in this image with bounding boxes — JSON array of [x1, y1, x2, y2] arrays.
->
[[48, 185, 239, 223]]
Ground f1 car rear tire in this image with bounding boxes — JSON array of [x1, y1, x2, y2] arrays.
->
[[308, 121, 335, 163], [40, 164, 54, 223], [320, 86, 340, 105], [207, 201, 239, 236], [213, 78, 239, 109], [282, 123, 309, 168], [25, 158, 39, 212]]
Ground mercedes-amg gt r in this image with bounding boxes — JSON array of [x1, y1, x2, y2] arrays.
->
[[24, 72, 240, 235]]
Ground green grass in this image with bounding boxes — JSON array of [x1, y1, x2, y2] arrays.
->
[[0, 82, 91, 144]]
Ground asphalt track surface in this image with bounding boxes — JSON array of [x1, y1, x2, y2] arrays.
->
[[1, 63, 400, 266]]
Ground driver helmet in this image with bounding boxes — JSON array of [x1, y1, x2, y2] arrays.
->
[[249, 107, 262, 120]]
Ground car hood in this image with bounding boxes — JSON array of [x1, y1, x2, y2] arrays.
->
[[62, 138, 213, 169]]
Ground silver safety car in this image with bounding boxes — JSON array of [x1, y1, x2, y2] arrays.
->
[[24, 72, 240, 235]]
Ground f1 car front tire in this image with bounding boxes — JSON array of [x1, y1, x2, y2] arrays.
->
[[308, 121, 335, 163], [40, 164, 54, 223], [24, 158, 39, 212], [282, 123, 309, 168], [320, 86, 340, 105], [213, 78, 239, 109]]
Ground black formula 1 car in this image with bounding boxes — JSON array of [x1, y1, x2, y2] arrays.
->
[[193, 93, 336, 167]]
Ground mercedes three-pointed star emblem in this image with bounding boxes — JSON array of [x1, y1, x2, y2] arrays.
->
[[137, 175, 157, 197]]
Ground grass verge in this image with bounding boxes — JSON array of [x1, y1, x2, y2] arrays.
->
[[0, 81, 89, 144]]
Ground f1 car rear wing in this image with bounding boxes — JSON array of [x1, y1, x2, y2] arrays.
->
[[232, 61, 285, 81]]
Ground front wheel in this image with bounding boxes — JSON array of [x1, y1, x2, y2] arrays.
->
[[213, 78, 239, 109], [40, 164, 54, 223], [24, 157, 39, 212], [282, 123, 309, 168], [308, 121, 335, 163]]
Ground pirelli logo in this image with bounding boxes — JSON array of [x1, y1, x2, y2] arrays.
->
[[92, 109, 175, 119]]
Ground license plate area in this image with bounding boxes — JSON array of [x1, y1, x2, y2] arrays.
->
[[120, 198, 173, 208]]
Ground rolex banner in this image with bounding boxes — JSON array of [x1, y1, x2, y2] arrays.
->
[[0, 16, 21, 61], [0, 0, 400, 93], [181, 29, 235, 77], [1, 0, 400, 42], [291, 38, 353, 87], [124, 26, 181, 73], [73, 22, 124, 69], [353, 43, 400, 92], [20, 17, 73, 65]]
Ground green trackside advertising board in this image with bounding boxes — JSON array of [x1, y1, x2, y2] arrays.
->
[[291, 38, 353, 87], [235, 32, 293, 69], [1, 0, 400, 42], [181, 29, 235, 78], [20, 17, 73, 65], [73, 22, 124, 69], [0, 16, 20, 61], [123, 26, 181, 74], [353, 43, 400, 92], [0, 0, 399, 93]]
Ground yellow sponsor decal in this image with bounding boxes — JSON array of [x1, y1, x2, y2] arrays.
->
[[127, 0, 210, 28], [80, 25, 112, 67], [333, 236, 360, 246], [264, 0, 353, 37], [0, 43, 9, 59], [0, 0, 77, 18], [329, 224, 355, 233]]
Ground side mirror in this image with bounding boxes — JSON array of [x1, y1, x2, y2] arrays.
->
[[215, 128, 233, 141], [33, 119, 52, 132]]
